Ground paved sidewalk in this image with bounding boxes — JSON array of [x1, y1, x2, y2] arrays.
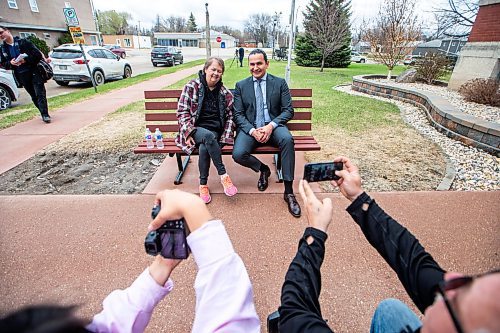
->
[[0, 65, 202, 175], [1, 191, 498, 332]]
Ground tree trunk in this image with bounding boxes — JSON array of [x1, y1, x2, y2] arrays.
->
[[320, 55, 325, 72], [387, 69, 392, 79]]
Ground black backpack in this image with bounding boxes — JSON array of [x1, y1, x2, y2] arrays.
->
[[37, 59, 53, 82]]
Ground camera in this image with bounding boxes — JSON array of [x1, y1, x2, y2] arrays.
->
[[303, 162, 343, 182], [144, 205, 190, 259]]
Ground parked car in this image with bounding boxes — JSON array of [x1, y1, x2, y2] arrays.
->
[[151, 46, 183, 67], [0, 68, 20, 110], [403, 54, 422, 66], [50, 44, 132, 86], [104, 44, 126, 59], [351, 51, 366, 63]]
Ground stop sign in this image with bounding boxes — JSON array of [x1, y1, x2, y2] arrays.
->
[[216, 36, 222, 43]]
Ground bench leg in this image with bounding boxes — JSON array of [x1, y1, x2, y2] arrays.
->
[[174, 153, 190, 185], [273, 153, 284, 183]]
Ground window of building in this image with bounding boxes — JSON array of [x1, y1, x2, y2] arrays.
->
[[157, 39, 178, 47], [43, 33, 50, 39], [29, 0, 39, 12], [8, 0, 18, 9], [19, 32, 36, 38], [182, 39, 198, 47], [116, 39, 121, 46], [124, 38, 131, 47], [89, 35, 98, 45], [452, 42, 456, 46]]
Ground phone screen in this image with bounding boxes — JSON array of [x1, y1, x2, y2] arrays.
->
[[303, 162, 343, 182]]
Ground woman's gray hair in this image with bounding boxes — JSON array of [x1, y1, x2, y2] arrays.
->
[[203, 57, 225, 73]]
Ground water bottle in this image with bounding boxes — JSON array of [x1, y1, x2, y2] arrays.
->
[[145, 128, 154, 149], [154, 128, 164, 149]]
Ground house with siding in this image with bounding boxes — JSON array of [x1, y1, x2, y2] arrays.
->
[[0, 0, 100, 48]]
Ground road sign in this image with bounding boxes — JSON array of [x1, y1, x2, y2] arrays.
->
[[216, 36, 222, 43], [221, 42, 226, 49], [63, 7, 80, 26], [69, 26, 85, 44]]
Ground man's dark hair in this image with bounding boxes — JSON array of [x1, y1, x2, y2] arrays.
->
[[0, 305, 88, 333], [248, 49, 268, 63]]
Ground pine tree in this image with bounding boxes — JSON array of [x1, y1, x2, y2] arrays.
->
[[187, 12, 197, 32], [297, 0, 352, 70]]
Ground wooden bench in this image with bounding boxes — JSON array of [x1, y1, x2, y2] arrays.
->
[[134, 89, 321, 185]]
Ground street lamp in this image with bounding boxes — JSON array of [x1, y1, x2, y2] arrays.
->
[[272, 11, 281, 60]]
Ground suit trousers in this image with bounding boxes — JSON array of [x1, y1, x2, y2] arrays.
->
[[232, 126, 295, 182], [192, 127, 226, 185], [278, 227, 333, 332], [17, 70, 49, 117]]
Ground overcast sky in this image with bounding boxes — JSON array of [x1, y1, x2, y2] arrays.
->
[[92, 0, 445, 32]]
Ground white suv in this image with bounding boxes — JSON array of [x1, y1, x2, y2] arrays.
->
[[0, 68, 20, 110], [351, 51, 367, 63], [50, 44, 132, 86]]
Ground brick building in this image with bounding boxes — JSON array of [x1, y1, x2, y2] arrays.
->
[[449, 0, 500, 89], [0, 0, 100, 48]]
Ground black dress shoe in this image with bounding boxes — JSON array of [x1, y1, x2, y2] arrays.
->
[[258, 169, 271, 191], [42, 115, 51, 123], [284, 193, 301, 218]]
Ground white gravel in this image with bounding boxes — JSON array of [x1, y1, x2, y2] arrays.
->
[[371, 79, 500, 123], [336, 84, 500, 191]]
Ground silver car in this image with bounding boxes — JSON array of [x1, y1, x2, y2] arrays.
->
[[0, 68, 20, 110], [50, 44, 132, 86]]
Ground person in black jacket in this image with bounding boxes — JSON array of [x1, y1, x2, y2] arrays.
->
[[278, 156, 500, 333], [0, 26, 50, 123]]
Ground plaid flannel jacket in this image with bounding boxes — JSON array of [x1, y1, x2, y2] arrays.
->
[[175, 77, 235, 155]]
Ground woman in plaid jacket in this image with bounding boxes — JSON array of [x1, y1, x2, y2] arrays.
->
[[175, 57, 238, 203]]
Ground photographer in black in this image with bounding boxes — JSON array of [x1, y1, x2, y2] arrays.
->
[[0, 25, 51, 123], [278, 156, 500, 333]]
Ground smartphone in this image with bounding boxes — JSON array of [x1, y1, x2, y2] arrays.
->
[[303, 162, 343, 182]]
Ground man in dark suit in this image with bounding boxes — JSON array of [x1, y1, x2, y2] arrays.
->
[[232, 49, 301, 217]]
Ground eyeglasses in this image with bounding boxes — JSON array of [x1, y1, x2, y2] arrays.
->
[[436, 269, 500, 333]]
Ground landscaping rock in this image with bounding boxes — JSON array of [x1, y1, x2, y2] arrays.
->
[[396, 69, 418, 83]]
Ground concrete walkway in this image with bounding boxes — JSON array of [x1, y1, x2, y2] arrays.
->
[[0, 65, 202, 175], [1, 191, 498, 331]]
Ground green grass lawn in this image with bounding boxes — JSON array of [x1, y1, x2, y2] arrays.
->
[[0, 59, 206, 129], [170, 61, 406, 133]]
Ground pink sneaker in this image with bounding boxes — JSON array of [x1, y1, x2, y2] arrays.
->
[[199, 185, 212, 204], [221, 174, 238, 197]]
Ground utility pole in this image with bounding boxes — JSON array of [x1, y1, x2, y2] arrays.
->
[[138, 21, 141, 49], [205, 3, 211, 58]]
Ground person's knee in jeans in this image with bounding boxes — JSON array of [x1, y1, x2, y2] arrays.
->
[[370, 298, 422, 333]]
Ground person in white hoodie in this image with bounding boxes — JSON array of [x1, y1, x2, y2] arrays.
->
[[0, 189, 260, 333]]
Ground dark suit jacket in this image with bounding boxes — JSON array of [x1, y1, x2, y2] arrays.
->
[[233, 73, 294, 135]]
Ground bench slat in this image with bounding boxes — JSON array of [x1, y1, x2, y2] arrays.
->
[[134, 142, 320, 154], [290, 89, 312, 97], [145, 101, 178, 111], [292, 100, 312, 108], [145, 90, 183, 98], [145, 113, 178, 121]]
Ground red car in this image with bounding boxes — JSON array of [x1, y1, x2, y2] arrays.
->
[[104, 45, 126, 59]]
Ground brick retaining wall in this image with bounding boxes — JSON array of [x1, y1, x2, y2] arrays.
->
[[351, 75, 500, 156]]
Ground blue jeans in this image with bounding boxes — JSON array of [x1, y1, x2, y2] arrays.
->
[[370, 299, 422, 333]]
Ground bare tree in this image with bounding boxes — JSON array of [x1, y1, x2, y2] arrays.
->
[[364, 0, 421, 78], [433, 0, 479, 38], [304, 0, 351, 72], [162, 16, 187, 32], [244, 14, 272, 46]]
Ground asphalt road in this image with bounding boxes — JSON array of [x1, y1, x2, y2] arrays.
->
[[11, 47, 236, 107]]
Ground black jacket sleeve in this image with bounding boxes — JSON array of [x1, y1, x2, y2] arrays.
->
[[347, 192, 445, 313], [19, 38, 42, 68]]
